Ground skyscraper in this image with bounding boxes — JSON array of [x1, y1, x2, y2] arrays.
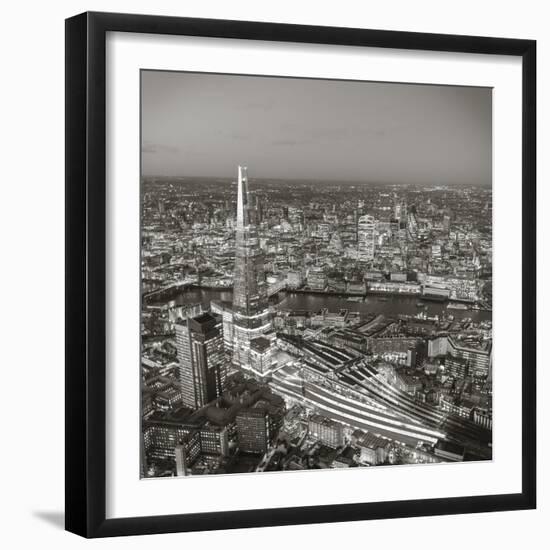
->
[[232, 166, 272, 368], [357, 214, 376, 262], [175, 312, 226, 409]]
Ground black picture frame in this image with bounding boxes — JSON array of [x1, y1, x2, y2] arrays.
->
[[65, 11, 536, 538]]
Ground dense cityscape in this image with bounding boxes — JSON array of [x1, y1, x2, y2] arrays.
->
[[141, 166, 492, 478]]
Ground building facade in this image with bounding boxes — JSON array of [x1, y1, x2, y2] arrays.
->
[[236, 407, 271, 454], [357, 214, 376, 262], [447, 336, 492, 379], [175, 312, 226, 409], [249, 336, 274, 376], [308, 414, 344, 448]]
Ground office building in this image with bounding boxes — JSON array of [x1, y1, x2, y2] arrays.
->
[[199, 423, 230, 457], [175, 431, 201, 475], [236, 407, 271, 454], [447, 336, 492, 379], [236, 397, 284, 454], [175, 312, 226, 409]]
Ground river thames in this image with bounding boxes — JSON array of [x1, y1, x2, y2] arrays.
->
[[165, 288, 491, 323]]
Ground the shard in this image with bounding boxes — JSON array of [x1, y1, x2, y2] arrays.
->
[[232, 165, 272, 368]]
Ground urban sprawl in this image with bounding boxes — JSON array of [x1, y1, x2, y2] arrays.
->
[[141, 166, 493, 477]]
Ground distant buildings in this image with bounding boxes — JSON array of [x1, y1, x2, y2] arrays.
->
[[288, 206, 304, 229], [357, 214, 375, 262], [286, 269, 304, 289]]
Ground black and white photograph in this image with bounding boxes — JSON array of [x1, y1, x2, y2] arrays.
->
[[140, 70, 494, 478]]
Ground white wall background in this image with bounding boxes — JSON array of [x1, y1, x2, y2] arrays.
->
[[0, 0, 546, 547]]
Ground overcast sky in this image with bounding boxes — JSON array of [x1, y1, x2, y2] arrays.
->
[[141, 70, 491, 185]]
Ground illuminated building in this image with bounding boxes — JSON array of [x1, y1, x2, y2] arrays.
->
[[317, 222, 332, 242], [211, 300, 234, 356], [236, 398, 284, 453], [175, 312, 226, 409], [447, 336, 492, 379], [236, 407, 271, 454], [142, 408, 195, 462], [232, 165, 272, 369], [357, 214, 375, 262], [249, 336, 274, 376], [286, 270, 304, 289], [175, 431, 201, 475], [288, 206, 304, 229], [445, 355, 470, 379], [307, 266, 327, 290], [352, 430, 391, 465], [199, 423, 230, 457], [308, 414, 344, 448]]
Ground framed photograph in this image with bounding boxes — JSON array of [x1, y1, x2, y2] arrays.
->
[[65, 11, 536, 538]]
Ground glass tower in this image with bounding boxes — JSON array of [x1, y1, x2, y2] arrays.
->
[[232, 165, 272, 368]]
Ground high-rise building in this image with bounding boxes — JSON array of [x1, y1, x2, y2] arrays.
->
[[175, 312, 226, 409], [236, 397, 284, 454], [232, 166, 272, 368], [357, 214, 375, 262]]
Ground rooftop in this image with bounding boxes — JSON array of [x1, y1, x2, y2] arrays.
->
[[309, 414, 342, 429], [250, 336, 272, 353]]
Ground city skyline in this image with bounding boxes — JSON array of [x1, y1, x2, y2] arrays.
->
[[141, 71, 492, 186], [141, 166, 492, 478], [143, 174, 492, 187]]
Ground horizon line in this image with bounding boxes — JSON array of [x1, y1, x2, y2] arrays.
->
[[140, 174, 492, 187]]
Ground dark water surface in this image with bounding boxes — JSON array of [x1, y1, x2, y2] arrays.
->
[[165, 288, 491, 323]]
